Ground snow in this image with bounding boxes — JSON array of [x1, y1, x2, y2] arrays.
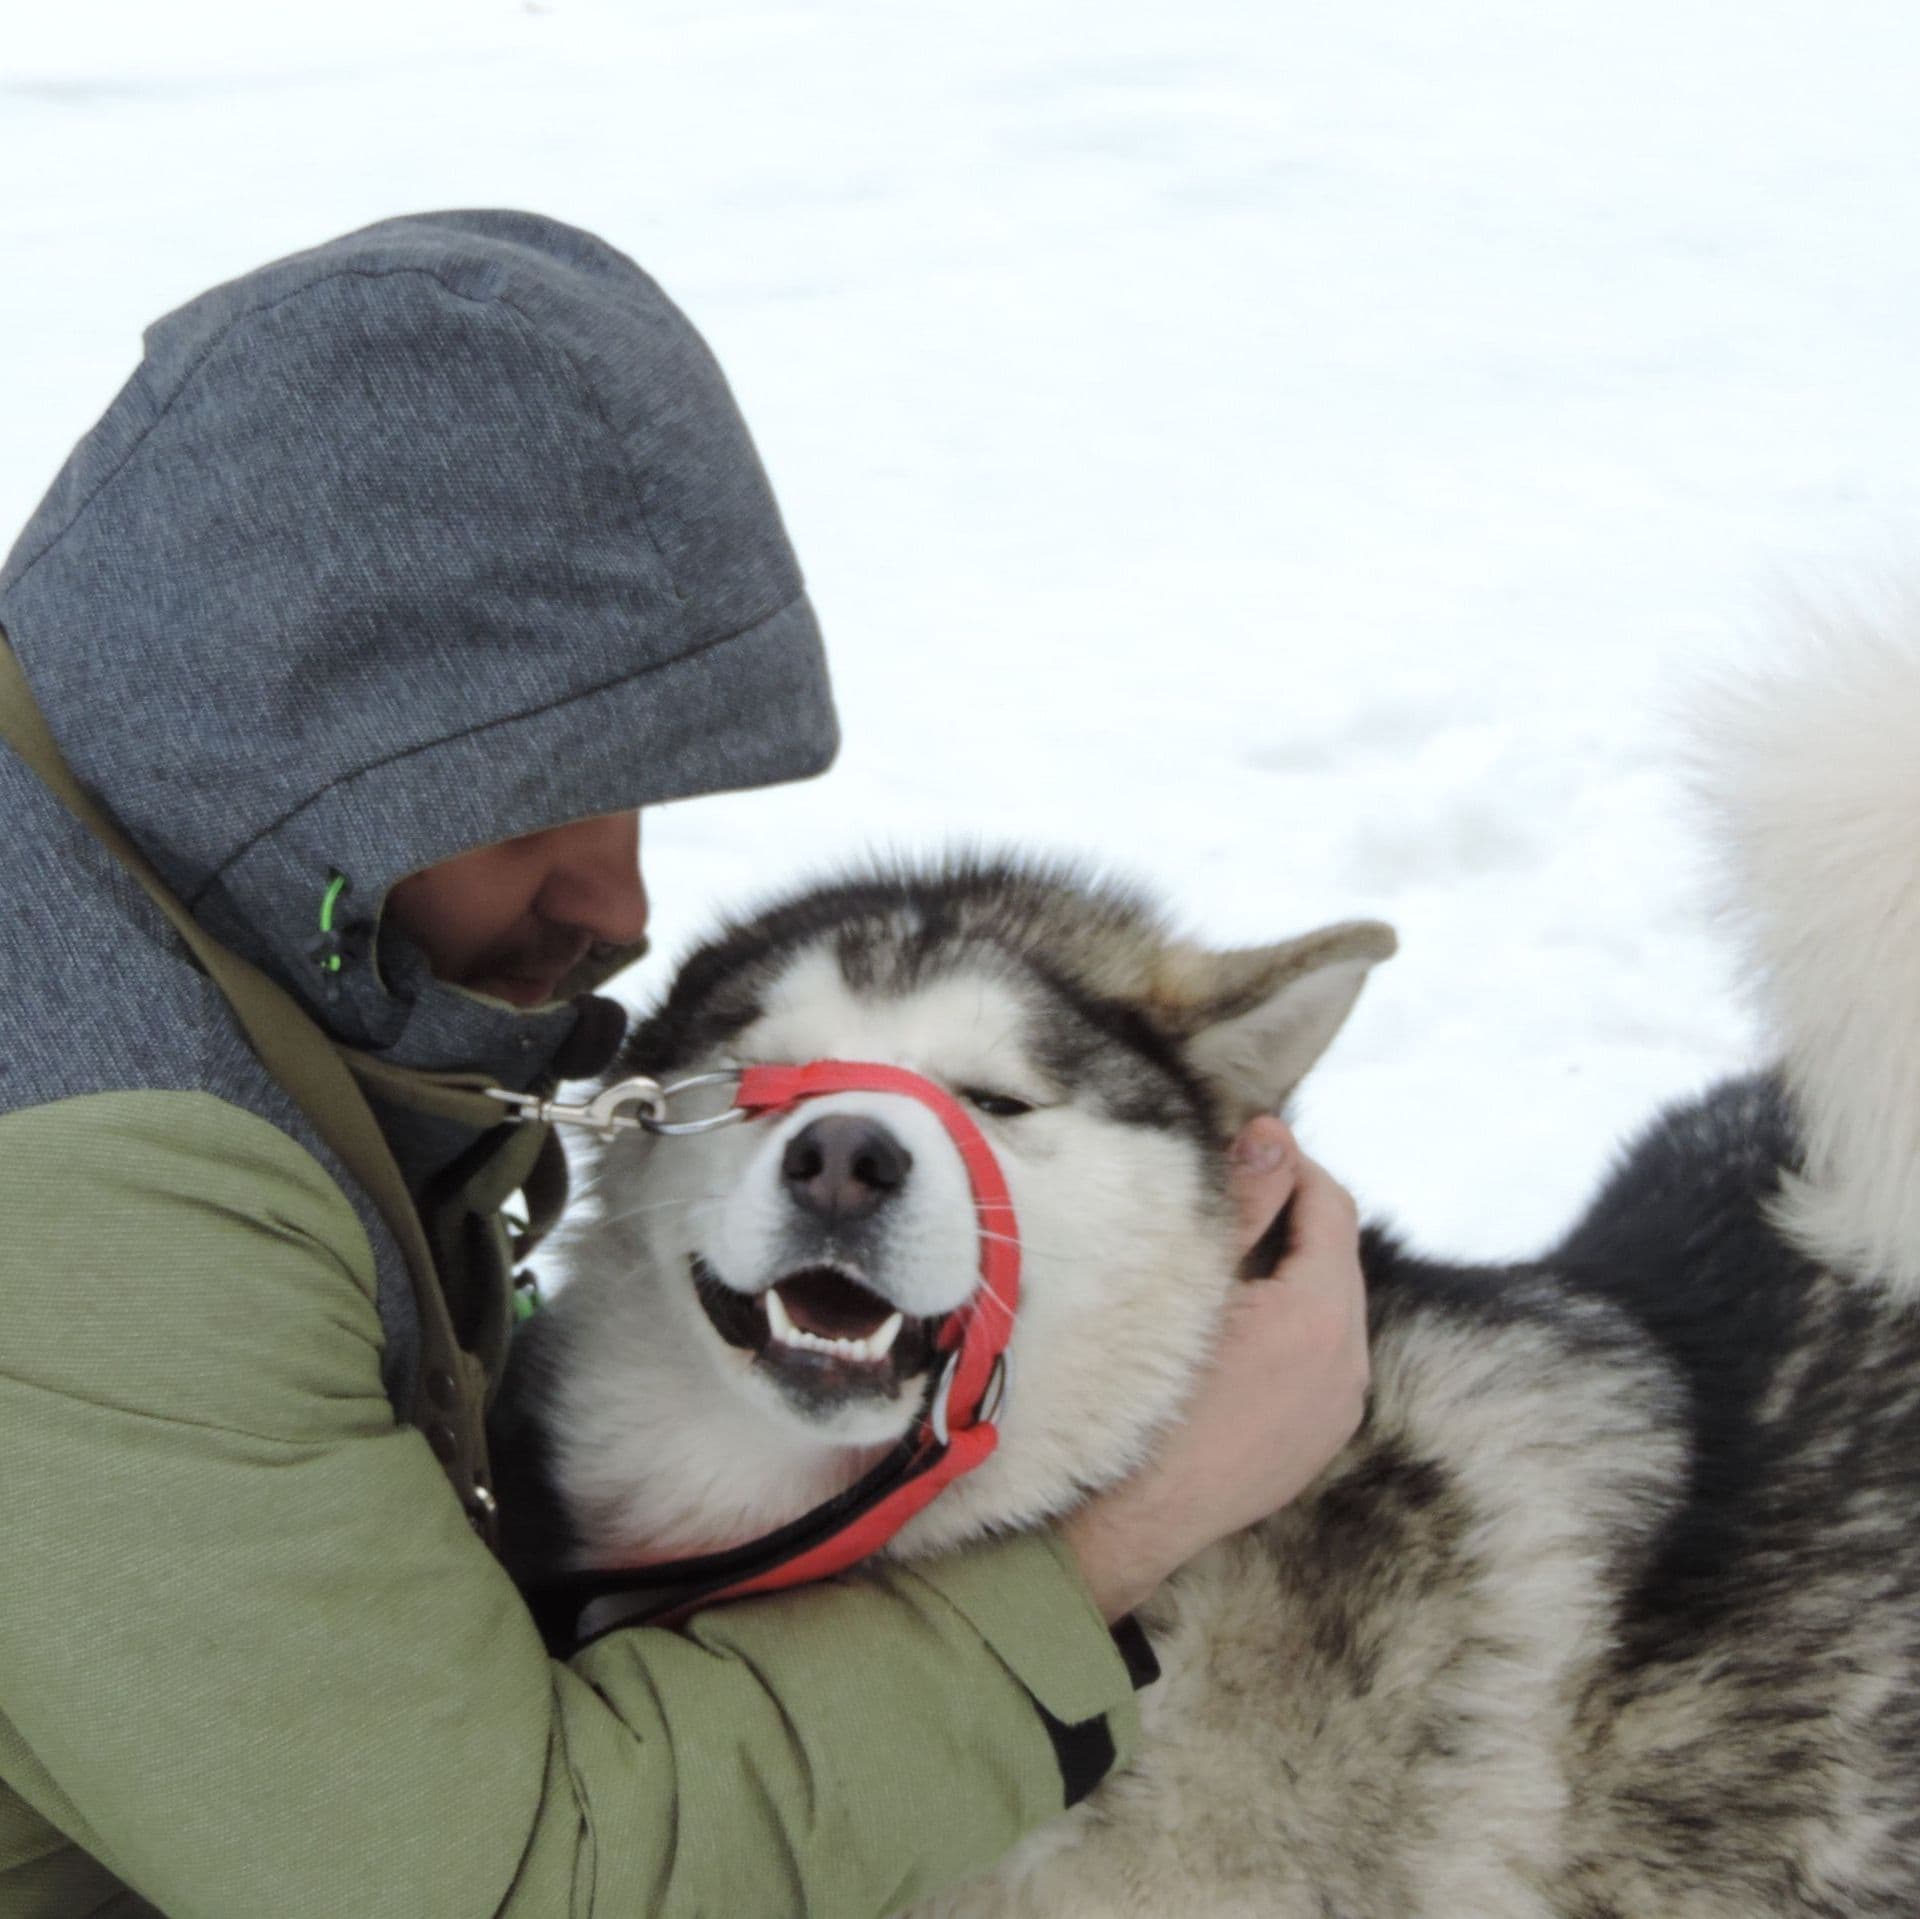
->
[[6, 0, 1919, 1259]]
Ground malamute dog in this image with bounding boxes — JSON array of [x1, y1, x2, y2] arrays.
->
[[500, 623, 1920, 1916]]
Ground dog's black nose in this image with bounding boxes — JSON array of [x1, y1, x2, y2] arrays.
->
[[781, 1115, 913, 1222]]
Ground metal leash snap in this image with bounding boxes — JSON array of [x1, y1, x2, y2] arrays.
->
[[641, 1069, 751, 1137], [488, 1069, 750, 1139], [486, 1075, 668, 1137]]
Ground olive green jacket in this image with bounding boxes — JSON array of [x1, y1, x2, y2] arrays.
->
[[0, 1090, 1142, 1917]]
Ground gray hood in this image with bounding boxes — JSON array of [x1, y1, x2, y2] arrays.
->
[[0, 209, 838, 1073]]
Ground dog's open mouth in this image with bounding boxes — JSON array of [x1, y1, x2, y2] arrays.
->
[[692, 1255, 940, 1397]]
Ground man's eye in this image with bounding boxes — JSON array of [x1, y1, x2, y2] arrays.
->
[[962, 1089, 1036, 1118]]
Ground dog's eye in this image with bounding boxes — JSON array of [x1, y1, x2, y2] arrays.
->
[[962, 1089, 1036, 1118]]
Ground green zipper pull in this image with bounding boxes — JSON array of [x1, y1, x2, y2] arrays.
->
[[308, 871, 355, 995]]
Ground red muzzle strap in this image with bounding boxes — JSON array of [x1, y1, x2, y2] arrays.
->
[[525, 1060, 1021, 1651]]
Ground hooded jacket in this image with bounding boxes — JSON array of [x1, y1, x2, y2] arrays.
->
[[0, 213, 1142, 1918]]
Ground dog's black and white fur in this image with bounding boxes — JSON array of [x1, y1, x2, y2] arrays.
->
[[498, 618, 1920, 1916]]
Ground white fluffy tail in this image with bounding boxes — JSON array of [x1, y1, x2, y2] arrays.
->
[[1697, 591, 1920, 1299]]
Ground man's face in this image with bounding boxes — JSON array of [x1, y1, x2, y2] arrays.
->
[[383, 810, 649, 1008]]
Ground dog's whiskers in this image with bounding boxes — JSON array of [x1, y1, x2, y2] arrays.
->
[[970, 1227, 1067, 1264], [591, 1192, 729, 1231]]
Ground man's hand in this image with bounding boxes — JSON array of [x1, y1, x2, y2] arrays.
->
[[1060, 1116, 1370, 1623]]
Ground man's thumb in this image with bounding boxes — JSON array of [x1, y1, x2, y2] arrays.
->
[[1228, 1116, 1300, 1272]]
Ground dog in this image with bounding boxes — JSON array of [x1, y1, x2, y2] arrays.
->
[[496, 616, 1920, 1916]]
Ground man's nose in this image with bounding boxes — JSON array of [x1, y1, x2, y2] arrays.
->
[[543, 811, 650, 946]]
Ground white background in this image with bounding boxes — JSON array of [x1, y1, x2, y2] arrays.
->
[[6, 0, 1918, 1257]]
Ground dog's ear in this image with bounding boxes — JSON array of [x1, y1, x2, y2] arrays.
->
[[1152, 921, 1396, 1124]]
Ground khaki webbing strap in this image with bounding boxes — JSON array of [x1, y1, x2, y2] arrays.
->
[[517, 1127, 571, 1265], [339, 1042, 571, 1260], [0, 634, 503, 1548], [340, 1051, 522, 1131]]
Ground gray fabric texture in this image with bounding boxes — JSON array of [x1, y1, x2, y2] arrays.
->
[[0, 208, 839, 1409]]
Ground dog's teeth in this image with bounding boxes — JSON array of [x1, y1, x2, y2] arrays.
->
[[763, 1287, 904, 1364], [765, 1287, 799, 1344]]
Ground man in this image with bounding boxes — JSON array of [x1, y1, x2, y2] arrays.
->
[[0, 210, 1367, 1916]]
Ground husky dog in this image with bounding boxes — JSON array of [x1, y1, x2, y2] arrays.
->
[[499, 622, 1920, 1917]]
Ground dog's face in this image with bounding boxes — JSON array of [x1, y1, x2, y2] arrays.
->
[[566, 865, 1391, 1560]]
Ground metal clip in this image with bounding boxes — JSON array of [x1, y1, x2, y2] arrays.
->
[[486, 1070, 749, 1141], [642, 1070, 752, 1136], [486, 1075, 667, 1137], [929, 1349, 1013, 1449]]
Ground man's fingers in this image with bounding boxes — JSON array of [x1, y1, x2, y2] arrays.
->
[[1236, 1204, 1296, 1281], [1276, 1152, 1370, 1382], [1284, 1150, 1362, 1259], [1228, 1116, 1301, 1270]]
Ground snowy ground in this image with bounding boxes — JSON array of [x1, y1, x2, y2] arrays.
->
[[6, 0, 1919, 1258]]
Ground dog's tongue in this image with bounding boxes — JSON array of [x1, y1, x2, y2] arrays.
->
[[777, 1268, 895, 1340]]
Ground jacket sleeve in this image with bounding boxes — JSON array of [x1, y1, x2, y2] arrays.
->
[[0, 1091, 1145, 1919]]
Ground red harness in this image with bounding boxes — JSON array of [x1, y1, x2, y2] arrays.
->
[[525, 1059, 1020, 1651]]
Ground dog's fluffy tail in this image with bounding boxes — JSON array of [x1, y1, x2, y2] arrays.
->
[[1697, 590, 1920, 1299]]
